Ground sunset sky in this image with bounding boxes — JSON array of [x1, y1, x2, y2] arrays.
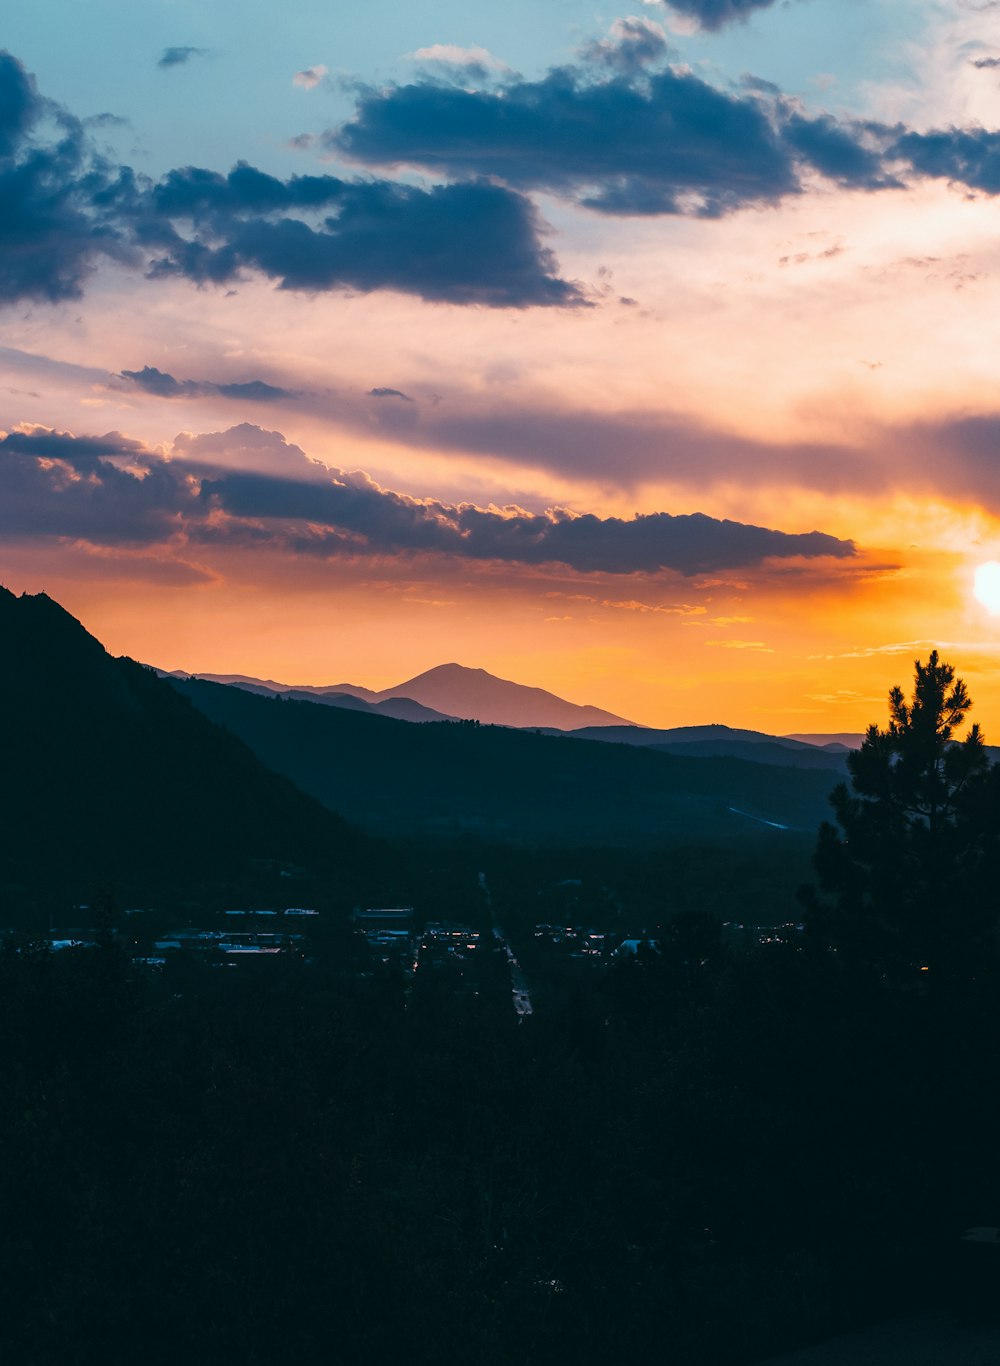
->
[[5, 0, 1000, 731]]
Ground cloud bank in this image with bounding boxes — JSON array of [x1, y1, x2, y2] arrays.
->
[[331, 60, 907, 216], [0, 422, 856, 576], [107, 355, 1000, 510], [333, 66, 801, 217]]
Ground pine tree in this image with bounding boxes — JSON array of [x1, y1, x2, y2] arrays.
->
[[804, 651, 996, 980]]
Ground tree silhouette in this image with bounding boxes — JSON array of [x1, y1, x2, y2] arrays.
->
[[804, 651, 996, 980]]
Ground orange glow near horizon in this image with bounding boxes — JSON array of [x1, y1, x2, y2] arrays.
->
[[6, 509, 1000, 739]]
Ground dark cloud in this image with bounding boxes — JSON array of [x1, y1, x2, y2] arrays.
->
[[333, 67, 801, 217], [138, 171, 582, 306], [120, 365, 295, 403], [148, 162, 348, 217], [217, 379, 296, 402], [783, 113, 900, 190], [742, 75, 782, 95], [0, 50, 134, 303], [0, 51, 580, 309], [661, 0, 786, 29], [0, 428, 192, 543], [158, 47, 209, 70], [971, 56, 1000, 68], [84, 112, 130, 129], [0, 426, 146, 465], [0, 422, 856, 576], [890, 126, 1000, 194], [333, 61, 1000, 214], [202, 469, 856, 574], [580, 18, 671, 74], [118, 363, 193, 396], [0, 50, 38, 157], [120, 365, 191, 398], [369, 387, 413, 401]]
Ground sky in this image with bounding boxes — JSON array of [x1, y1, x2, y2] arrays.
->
[[4, 0, 1000, 731]]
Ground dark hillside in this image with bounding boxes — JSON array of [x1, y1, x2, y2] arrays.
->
[[542, 725, 850, 772], [0, 589, 366, 904], [172, 676, 841, 846]]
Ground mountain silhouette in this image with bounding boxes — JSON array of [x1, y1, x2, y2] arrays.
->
[[166, 671, 381, 702], [537, 723, 850, 772], [0, 588, 364, 903], [378, 663, 635, 728], [170, 676, 841, 847], [161, 670, 455, 722], [182, 671, 848, 770], [167, 661, 636, 730], [783, 731, 865, 750], [280, 690, 453, 723]]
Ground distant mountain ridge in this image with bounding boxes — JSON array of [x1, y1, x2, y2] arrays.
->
[[783, 732, 865, 751], [170, 675, 842, 847], [552, 723, 824, 750], [161, 661, 636, 730], [157, 666, 866, 766], [544, 724, 851, 773], [159, 670, 455, 724]]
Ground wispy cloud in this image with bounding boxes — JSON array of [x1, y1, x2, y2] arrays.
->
[[120, 366, 296, 404], [809, 640, 963, 660], [706, 639, 774, 651], [410, 44, 507, 73], [292, 65, 328, 90], [579, 18, 670, 74], [158, 47, 210, 70]]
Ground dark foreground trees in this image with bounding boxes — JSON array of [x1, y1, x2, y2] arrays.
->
[[3, 651, 1000, 1365], [6, 903, 1000, 1366], [804, 651, 998, 981]]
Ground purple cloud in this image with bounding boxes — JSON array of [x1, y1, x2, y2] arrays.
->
[[0, 423, 856, 576]]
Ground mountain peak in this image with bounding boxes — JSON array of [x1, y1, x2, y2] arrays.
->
[[381, 662, 636, 730], [402, 662, 497, 684]]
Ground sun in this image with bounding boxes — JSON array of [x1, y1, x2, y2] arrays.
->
[[973, 562, 1000, 615]]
